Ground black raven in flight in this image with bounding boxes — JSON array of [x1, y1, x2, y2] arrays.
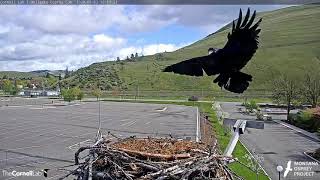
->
[[163, 9, 262, 93]]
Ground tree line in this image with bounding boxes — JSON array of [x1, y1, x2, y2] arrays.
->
[[116, 52, 142, 62], [272, 69, 320, 120], [61, 87, 102, 102]]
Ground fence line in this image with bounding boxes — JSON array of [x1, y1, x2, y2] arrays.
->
[[84, 89, 273, 99]]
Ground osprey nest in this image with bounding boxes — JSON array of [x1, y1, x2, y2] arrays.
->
[[70, 136, 233, 180]]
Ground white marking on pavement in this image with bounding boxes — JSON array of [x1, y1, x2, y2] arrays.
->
[[127, 120, 137, 127], [278, 122, 302, 133], [120, 120, 136, 127], [156, 106, 167, 112], [68, 139, 94, 150]]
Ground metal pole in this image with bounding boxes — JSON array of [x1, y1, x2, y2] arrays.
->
[[99, 98, 101, 127], [97, 98, 101, 140], [278, 172, 280, 180], [256, 163, 259, 180], [5, 150, 7, 165], [224, 128, 240, 156]]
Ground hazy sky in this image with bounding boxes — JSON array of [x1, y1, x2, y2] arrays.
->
[[0, 5, 287, 71]]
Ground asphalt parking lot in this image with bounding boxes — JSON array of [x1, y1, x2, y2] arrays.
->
[[220, 102, 320, 180], [0, 100, 198, 179]]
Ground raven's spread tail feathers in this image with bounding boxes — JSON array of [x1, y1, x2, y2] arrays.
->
[[213, 73, 229, 88], [214, 72, 252, 93]]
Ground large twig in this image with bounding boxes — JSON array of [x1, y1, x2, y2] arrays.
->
[[116, 147, 191, 161]]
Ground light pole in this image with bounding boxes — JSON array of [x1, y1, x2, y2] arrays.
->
[[128, 80, 139, 100], [277, 165, 283, 180], [95, 96, 102, 141]]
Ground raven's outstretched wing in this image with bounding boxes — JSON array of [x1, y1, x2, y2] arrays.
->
[[163, 55, 219, 76], [217, 8, 262, 70], [163, 8, 262, 78]]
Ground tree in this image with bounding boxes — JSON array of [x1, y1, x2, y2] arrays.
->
[[3, 80, 13, 95], [126, 56, 129, 61], [301, 71, 320, 107], [45, 72, 50, 78], [116, 57, 120, 61], [71, 87, 84, 101], [130, 53, 135, 60], [73, 87, 81, 98], [155, 53, 164, 61], [2, 75, 8, 79], [92, 88, 102, 101], [46, 76, 58, 89], [12, 78, 19, 95], [272, 74, 300, 121], [64, 67, 70, 79], [61, 88, 76, 102], [78, 91, 84, 101], [135, 52, 138, 58]]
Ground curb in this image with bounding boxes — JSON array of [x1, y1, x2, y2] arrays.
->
[[214, 102, 230, 120], [303, 151, 320, 163], [239, 139, 272, 180], [272, 120, 320, 142]]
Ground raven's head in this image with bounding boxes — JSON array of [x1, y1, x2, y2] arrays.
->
[[208, 48, 219, 55]]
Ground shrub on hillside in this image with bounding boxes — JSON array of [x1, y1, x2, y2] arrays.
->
[[188, 96, 199, 102], [293, 108, 320, 132], [62, 89, 76, 102], [243, 100, 259, 113], [288, 113, 297, 122], [62, 87, 84, 102], [295, 110, 313, 130]]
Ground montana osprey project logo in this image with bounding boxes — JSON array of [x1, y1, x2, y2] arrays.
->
[[284, 160, 293, 178]]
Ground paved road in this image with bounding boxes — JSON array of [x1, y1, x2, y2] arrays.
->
[[0, 101, 197, 180], [220, 102, 320, 180]]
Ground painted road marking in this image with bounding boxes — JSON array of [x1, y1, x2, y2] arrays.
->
[[155, 106, 167, 112]]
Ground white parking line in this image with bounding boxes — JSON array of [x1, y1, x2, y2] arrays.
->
[[120, 120, 136, 127], [277, 121, 302, 133], [156, 106, 167, 112], [67, 139, 94, 150]]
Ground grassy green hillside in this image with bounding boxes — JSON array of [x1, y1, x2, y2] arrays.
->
[[0, 70, 64, 79], [164, 5, 320, 90], [66, 5, 319, 94], [62, 62, 126, 90], [0, 71, 38, 79], [14, 5, 320, 96]]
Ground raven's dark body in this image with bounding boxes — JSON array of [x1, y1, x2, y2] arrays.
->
[[163, 9, 262, 93]]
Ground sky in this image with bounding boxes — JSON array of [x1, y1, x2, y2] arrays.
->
[[0, 5, 287, 72]]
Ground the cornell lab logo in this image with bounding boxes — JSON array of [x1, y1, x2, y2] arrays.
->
[[43, 169, 49, 177]]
